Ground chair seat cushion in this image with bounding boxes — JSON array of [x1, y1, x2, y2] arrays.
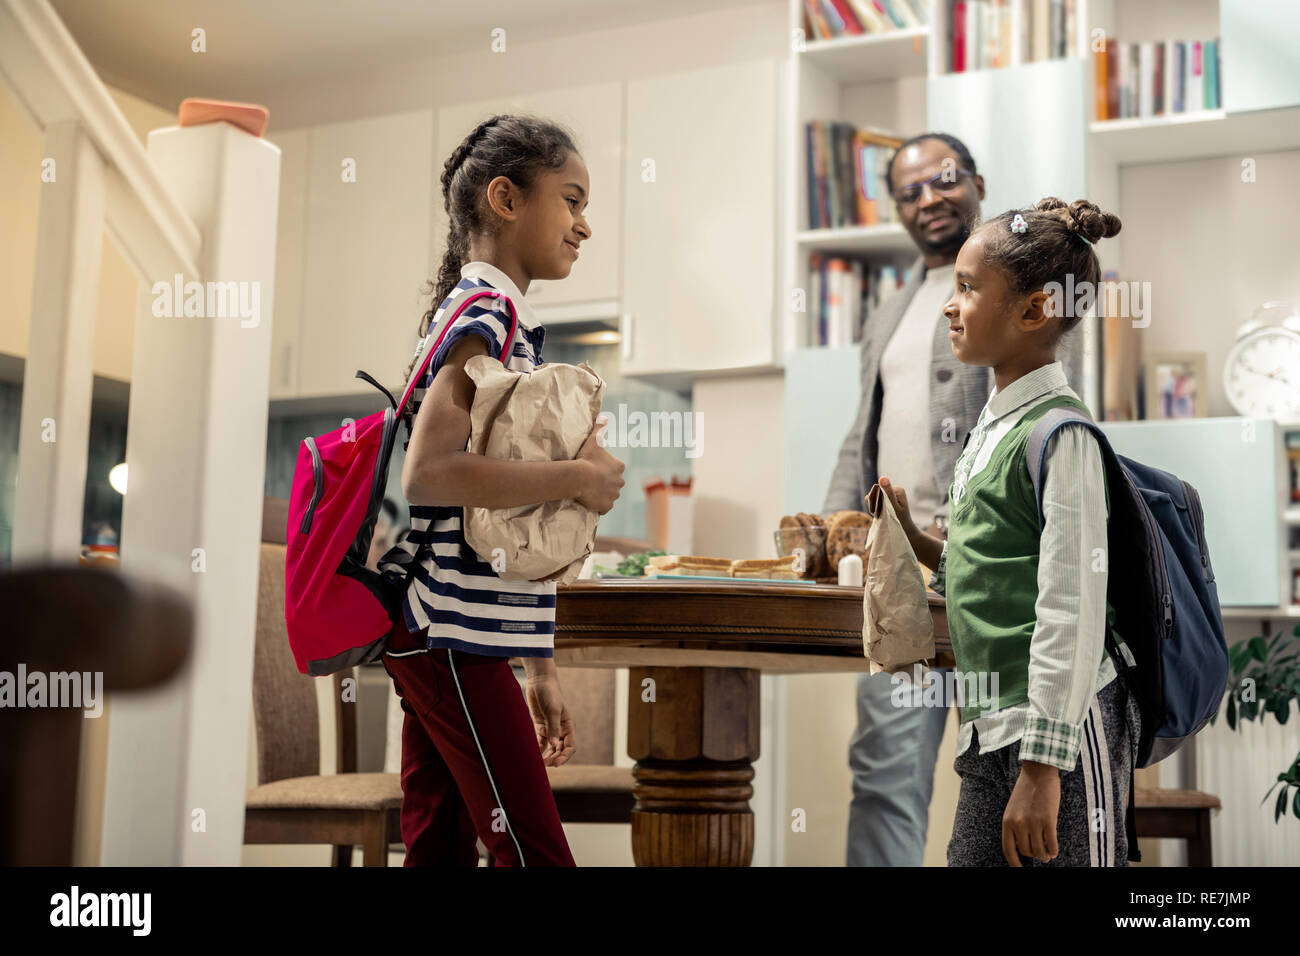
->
[[1134, 788, 1222, 811], [247, 772, 402, 811], [545, 764, 634, 793]]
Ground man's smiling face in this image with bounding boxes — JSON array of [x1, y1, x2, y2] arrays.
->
[[889, 138, 985, 257]]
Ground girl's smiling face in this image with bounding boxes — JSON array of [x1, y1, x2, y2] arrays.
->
[[942, 230, 1046, 368], [514, 150, 591, 281]]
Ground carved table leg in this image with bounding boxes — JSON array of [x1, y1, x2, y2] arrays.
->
[[626, 666, 760, 866]]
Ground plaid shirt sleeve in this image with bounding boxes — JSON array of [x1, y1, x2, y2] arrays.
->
[[927, 541, 947, 596], [1020, 425, 1110, 771]]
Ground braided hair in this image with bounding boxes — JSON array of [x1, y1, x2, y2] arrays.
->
[[975, 197, 1122, 343], [401, 114, 579, 411]]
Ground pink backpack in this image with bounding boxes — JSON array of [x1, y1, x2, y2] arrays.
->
[[284, 285, 519, 675]]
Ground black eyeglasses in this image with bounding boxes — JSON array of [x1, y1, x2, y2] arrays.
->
[[893, 168, 974, 207]]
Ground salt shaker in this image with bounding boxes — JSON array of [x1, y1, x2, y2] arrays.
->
[[838, 553, 863, 587]]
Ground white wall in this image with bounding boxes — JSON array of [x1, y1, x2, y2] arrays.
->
[[1119, 150, 1300, 417]]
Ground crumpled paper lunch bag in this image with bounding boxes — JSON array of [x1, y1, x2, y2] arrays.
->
[[862, 482, 935, 680], [462, 355, 606, 584]]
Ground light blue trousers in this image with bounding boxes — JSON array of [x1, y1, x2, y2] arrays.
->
[[846, 668, 952, 867]]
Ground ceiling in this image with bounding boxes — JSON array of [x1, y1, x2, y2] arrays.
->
[[50, 0, 773, 112]]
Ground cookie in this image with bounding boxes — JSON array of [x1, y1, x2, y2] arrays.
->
[[825, 509, 872, 573]]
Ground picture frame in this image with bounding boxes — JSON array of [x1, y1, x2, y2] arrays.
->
[[1143, 351, 1208, 419]]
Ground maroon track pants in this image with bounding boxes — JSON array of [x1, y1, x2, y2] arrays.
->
[[381, 622, 575, 866]]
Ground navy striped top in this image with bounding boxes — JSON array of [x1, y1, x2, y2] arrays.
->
[[381, 262, 555, 658]]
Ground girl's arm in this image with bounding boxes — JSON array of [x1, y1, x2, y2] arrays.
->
[[1019, 426, 1111, 771], [402, 335, 624, 512]]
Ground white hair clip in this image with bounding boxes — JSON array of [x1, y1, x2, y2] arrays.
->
[[1010, 214, 1028, 234]]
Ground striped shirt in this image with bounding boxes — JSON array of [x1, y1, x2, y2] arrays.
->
[[381, 261, 555, 658]]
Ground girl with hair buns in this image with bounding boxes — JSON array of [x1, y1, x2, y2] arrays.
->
[[377, 114, 625, 866], [877, 197, 1144, 866]]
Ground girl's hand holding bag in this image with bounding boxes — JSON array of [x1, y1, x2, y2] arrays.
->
[[862, 482, 935, 680]]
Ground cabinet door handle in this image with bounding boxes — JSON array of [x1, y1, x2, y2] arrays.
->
[[621, 313, 634, 361]]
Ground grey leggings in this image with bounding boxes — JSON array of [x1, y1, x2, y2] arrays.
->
[[948, 677, 1140, 867]]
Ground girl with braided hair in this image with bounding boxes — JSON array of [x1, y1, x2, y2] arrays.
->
[[877, 198, 1143, 866], [378, 114, 624, 866]]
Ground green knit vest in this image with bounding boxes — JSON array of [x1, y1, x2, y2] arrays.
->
[[945, 394, 1117, 723]]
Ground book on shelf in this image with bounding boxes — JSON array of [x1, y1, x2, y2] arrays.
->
[[946, 0, 1074, 72], [802, 0, 928, 42], [1094, 37, 1221, 121], [805, 121, 904, 230], [797, 254, 911, 349], [1100, 275, 1141, 422]]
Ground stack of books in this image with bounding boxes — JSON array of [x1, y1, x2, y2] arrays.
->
[[798, 255, 912, 348], [947, 0, 1077, 72], [803, 0, 929, 40], [1094, 38, 1222, 121], [805, 122, 905, 230]]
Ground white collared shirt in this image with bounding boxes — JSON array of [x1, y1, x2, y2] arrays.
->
[[929, 360, 1117, 768], [459, 260, 541, 330]]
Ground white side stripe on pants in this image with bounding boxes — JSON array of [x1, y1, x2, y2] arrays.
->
[[446, 649, 527, 867], [1081, 695, 1115, 867]]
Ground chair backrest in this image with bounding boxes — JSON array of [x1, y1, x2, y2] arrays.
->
[[553, 666, 616, 765], [252, 541, 321, 784]]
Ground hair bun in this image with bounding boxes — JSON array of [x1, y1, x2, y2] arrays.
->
[[1065, 199, 1122, 243]]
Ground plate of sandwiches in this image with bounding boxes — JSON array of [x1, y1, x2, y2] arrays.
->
[[642, 554, 814, 582]]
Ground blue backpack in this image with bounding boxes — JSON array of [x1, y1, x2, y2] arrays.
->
[[1026, 407, 1230, 861]]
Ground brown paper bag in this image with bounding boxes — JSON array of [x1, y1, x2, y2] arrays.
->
[[862, 483, 935, 680], [463, 356, 606, 584]]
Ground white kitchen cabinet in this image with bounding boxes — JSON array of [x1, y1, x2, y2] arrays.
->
[[297, 109, 434, 398], [621, 58, 783, 378], [267, 128, 308, 399], [435, 82, 623, 316]]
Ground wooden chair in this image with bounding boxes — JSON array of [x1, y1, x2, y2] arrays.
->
[[0, 564, 192, 865], [537, 535, 642, 838], [545, 667, 635, 822], [1134, 788, 1221, 867], [244, 503, 402, 866]]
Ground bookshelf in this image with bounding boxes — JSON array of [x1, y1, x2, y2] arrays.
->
[[784, 0, 1300, 366], [793, 223, 915, 255], [784, 0, 1300, 622], [800, 27, 930, 83]]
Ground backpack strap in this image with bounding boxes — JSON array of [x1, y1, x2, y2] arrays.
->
[[1024, 406, 1114, 532], [395, 285, 520, 419]]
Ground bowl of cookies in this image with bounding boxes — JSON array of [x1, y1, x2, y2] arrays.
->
[[775, 511, 871, 580]]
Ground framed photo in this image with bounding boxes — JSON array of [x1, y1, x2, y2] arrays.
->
[[1143, 351, 1208, 419]]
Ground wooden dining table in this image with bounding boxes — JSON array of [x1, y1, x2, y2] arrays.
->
[[553, 577, 951, 867]]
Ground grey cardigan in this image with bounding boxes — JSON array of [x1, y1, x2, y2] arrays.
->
[[820, 255, 1086, 519]]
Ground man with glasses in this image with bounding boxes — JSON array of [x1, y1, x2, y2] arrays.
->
[[824, 132, 991, 867]]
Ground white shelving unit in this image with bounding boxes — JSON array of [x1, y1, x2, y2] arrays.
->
[[800, 27, 930, 83]]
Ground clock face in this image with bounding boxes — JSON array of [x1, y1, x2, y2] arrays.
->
[[1224, 327, 1300, 419]]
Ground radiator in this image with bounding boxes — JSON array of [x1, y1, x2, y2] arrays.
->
[[1196, 710, 1300, 866]]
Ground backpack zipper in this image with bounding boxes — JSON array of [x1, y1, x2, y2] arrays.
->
[[1180, 479, 1210, 581], [1128, 470, 1174, 637], [301, 436, 324, 534]]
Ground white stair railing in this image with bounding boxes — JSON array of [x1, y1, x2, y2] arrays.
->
[[2, 0, 280, 866]]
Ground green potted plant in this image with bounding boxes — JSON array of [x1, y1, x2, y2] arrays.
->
[[1212, 623, 1300, 822]]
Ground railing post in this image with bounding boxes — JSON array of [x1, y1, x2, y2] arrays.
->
[[100, 121, 279, 865], [11, 120, 105, 565]]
